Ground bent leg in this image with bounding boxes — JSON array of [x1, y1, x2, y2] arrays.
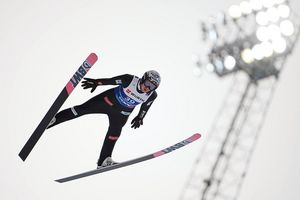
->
[[47, 93, 108, 129], [47, 106, 83, 129]]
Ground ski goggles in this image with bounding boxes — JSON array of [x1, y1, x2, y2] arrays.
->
[[143, 79, 157, 91]]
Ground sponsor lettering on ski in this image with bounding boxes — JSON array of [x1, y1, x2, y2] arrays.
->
[[161, 139, 192, 154], [70, 60, 92, 87]]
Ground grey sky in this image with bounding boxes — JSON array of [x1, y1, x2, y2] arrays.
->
[[1, 0, 300, 200]]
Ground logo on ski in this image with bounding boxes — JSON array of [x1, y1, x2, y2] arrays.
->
[[153, 141, 190, 157], [66, 59, 95, 95], [162, 140, 191, 153], [70, 61, 92, 87]]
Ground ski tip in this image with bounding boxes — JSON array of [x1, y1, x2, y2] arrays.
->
[[18, 152, 27, 162], [87, 53, 98, 65], [190, 133, 201, 141], [18, 156, 25, 162]]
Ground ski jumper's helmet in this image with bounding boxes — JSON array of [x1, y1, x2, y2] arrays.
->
[[141, 70, 161, 91]]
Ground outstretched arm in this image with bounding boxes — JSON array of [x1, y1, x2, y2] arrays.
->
[[81, 74, 133, 93], [131, 92, 158, 129]]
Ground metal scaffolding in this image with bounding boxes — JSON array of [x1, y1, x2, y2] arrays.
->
[[179, 72, 278, 200], [180, 1, 300, 199]]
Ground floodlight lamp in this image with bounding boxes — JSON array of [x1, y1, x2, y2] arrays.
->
[[252, 44, 265, 60], [274, 0, 286, 5], [280, 20, 295, 36], [266, 7, 280, 23], [272, 37, 287, 53], [268, 24, 282, 41], [262, 0, 276, 8], [224, 55, 236, 70], [261, 41, 274, 57], [240, 1, 252, 15], [278, 4, 290, 18], [256, 11, 269, 25], [229, 5, 242, 19], [250, 0, 263, 11], [256, 26, 270, 42], [241, 48, 254, 64]]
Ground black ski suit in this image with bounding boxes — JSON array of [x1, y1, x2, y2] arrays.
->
[[47, 74, 157, 165]]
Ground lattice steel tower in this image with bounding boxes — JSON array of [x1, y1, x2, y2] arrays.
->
[[180, 1, 300, 200]]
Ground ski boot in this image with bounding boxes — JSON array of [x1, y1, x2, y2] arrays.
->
[[97, 157, 118, 169]]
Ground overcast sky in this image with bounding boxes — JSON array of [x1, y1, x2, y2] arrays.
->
[[1, 0, 300, 200]]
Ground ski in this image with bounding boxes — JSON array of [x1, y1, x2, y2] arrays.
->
[[55, 133, 201, 183], [19, 53, 98, 161]]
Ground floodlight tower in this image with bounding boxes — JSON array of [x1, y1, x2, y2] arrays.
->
[[180, 0, 300, 200]]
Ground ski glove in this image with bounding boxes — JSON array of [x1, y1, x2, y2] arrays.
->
[[81, 78, 102, 93], [131, 116, 143, 129]]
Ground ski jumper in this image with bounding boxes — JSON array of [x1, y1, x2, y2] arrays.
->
[[47, 74, 157, 165]]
